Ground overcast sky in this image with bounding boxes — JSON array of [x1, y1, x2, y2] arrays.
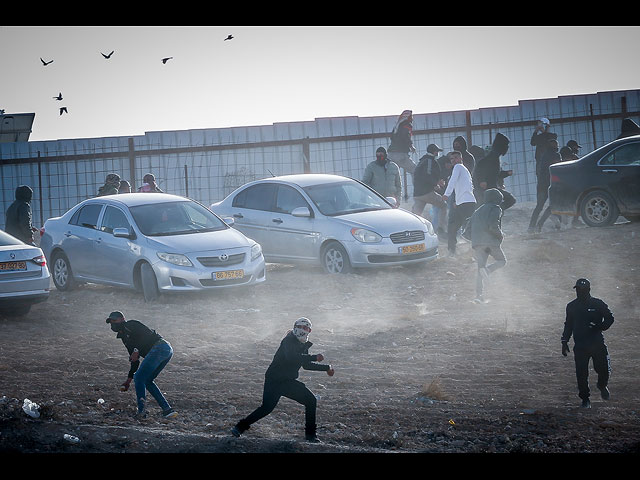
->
[[1, 25, 639, 142]]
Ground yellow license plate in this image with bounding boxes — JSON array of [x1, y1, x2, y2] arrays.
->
[[400, 243, 426, 254], [0, 261, 27, 271], [215, 269, 244, 280]]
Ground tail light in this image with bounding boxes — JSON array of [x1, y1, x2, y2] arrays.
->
[[39, 227, 45, 237], [32, 255, 46, 267], [550, 174, 561, 183]]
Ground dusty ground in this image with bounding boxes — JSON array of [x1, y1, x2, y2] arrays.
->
[[1, 200, 639, 456]]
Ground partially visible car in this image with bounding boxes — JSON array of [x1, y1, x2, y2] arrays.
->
[[549, 134, 640, 226], [39, 193, 266, 301], [0, 229, 50, 316], [210, 174, 438, 273]]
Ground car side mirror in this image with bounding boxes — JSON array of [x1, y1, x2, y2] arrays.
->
[[223, 217, 235, 226], [113, 227, 134, 239], [291, 207, 311, 218]]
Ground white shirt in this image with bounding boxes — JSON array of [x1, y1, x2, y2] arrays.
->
[[444, 163, 476, 205]]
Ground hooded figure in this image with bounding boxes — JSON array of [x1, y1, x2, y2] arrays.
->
[[387, 110, 417, 174], [561, 279, 615, 408], [452, 136, 475, 174], [616, 118, 640, 139], [231, 317, 335, 443], [468, 188, 507, 303], [4, 185, 35, 244], [98, 173, 121, 197], [472, 134, 515, 210], [362, 147, 402, 204]]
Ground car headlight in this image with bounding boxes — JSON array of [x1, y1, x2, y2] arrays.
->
[[351, 228, 382, 243], [251, 242, 262, 261], [157, 252, 193, 267], [417, 216, 435, 236]]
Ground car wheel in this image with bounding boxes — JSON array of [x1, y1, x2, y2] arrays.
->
[[52, 252, 75, 291], [322, 241, 352, 274], [580, 191, 619, 227], [140, 262, 160, 302]]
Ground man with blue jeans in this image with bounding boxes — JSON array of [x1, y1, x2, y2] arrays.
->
[[106, 311, 177, 419]]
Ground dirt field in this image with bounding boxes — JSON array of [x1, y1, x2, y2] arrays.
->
[[1, 200, 639, 455]]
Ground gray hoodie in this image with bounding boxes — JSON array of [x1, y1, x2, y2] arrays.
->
[[469, 188, 504, 248]]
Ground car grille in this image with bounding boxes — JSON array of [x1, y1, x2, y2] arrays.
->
[[199, 276, 252, 287], [390, 230, 426, 244], [197, 253, 245, 267], [368, 247, 438, 263]]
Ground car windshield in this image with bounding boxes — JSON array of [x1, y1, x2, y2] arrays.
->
[[0, 230, 24, 246], [303, 180, 393, 216], [130, 200, 228, 236]]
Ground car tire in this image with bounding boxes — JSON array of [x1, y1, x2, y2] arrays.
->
[[52, 252, 75, 291], [140, 262, 160, 302], [580, 190, 619, 227], [321, 241, 352, 274]]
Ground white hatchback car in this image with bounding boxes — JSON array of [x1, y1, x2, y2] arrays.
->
[[40, 193, 266, 301], [211, 174, 439, 273], [0, 229, 50, 316]]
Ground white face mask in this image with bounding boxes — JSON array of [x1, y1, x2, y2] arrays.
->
[[293, 318, 312, 343]]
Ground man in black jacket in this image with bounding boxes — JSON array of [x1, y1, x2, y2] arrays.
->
[[5, 185, 37, 244], [412, 144, 447, 234], [530, 138, 562, 232], [561, 279, 614, 408], [472, 133, 516, 211], [106, 311, 178, 418], [231, 317, 334, 442]]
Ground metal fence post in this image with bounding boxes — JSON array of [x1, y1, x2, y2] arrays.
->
[[128, 138, 136, 189]]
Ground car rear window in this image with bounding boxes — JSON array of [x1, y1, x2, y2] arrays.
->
[[0, 230, 24, 246]]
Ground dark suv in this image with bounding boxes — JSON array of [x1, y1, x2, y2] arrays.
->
[[549, 134, 640, 226]]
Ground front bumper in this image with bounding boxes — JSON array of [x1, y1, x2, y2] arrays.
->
[[152, 254, 266, 291], [344, 237, 439, 268]]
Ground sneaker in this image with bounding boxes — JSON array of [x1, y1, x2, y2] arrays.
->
[[305, 433, 321, 443], [580, 398, 591, 409], [473, 296, 486, 304], [133, 409, 148, 419], [599, 387, 611, 400], [162, 408, 178, 419], [231, 426, 242, 438]]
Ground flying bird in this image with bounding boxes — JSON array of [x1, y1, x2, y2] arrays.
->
[[53, 93, 63, 101], [224, 34, 233, 41], [59, 107, 68, 115], [161, 57, 173, 64], [40, 58, 53, 66], [101, 51, 114, 59]]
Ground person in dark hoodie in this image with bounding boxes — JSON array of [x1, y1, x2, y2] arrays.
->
[[387, 110, 417, 174], [529, 138, 562, 232], [231, 317, 335, 443], [561, 278, 614, 409], [106, 311, 178, 419], [468, 188, 506, 303], [4, 185, 37, 244], [472, 133, 516, 210], [97, 173, 121, 197], [453, 136, 475, 175]]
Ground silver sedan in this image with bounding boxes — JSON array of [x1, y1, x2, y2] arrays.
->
[[0, 229, 50, 316], [210, 174, 438, 273], [40, 193, 266, 301]]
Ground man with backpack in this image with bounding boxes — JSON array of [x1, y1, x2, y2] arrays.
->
[[412, 143, 447, 235]]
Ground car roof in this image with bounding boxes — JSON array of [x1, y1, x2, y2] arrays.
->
[[86, 193, 190, 208], [254, 174, 354, 188]]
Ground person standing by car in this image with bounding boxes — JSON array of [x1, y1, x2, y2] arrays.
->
[[412, 144, 447, 234], [362, 147, 402, 206], [97, 173, 121, 196], [387, 110, 417, 174], [468, 188, 506, 303], [105, 311, 178, 419], [528, 118, 558, 232], [138, 173, 164, 193], [4, 185, 37, 245], [531, 138, 563, 232], [561, 278, 614, 408], [442, 150, 476, 257], [231, 317, 335, 443]]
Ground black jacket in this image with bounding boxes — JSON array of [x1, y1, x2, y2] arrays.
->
[[531, 130, 558, 173], [116, 320, 164, 378], [473, 134, 509, 190], [388, 122, 413, 153], [265, 331, 330, 382], [413, 153, 441, 196], [5, 185, 34, 244], [562, 295, 614, 348], [537, 148, 562, 184], [453, 136, 475, 174]]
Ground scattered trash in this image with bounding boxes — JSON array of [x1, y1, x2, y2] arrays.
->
[[520, 409, 537, 415], [22, 399, 40, 418], [448, 419, 456, 425], [63, 434, 80, 444], [98, 398, 105, 405], [446, 271, 455, 276]]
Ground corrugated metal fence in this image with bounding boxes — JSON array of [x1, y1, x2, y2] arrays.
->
[[2, 89, 639, 229]]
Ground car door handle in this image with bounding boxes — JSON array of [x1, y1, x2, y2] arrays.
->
[[272, 218, 283, 224], [602, 169, 618, 173], [64, 231, 72, 237], [95, 237, 102, 244], [233, 213, 244, 219]]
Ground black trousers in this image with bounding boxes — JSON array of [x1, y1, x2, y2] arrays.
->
[[573, 343, 611, 400], [529, 180, 549, 229], [238, 378, 317, 432], [447, 201, 476, 253]]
